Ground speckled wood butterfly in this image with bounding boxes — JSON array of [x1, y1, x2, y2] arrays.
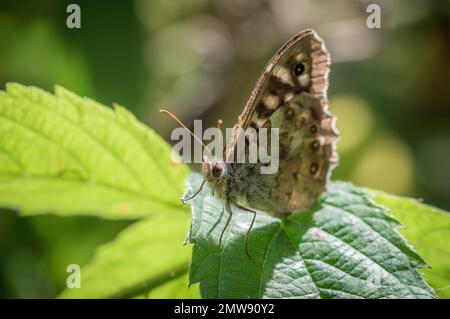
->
[[163, 29, 339, 257]]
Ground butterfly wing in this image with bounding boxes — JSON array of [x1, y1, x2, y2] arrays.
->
[[226, 29, 339, 215]]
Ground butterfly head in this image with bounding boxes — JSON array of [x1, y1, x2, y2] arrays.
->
[[202, 157, 226, 183]]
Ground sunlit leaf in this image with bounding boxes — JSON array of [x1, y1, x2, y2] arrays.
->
[[0, 83, 189, 219], [185, 173, 434, 299], [372, 191, 450, 298], [144, 274, 200, 299]]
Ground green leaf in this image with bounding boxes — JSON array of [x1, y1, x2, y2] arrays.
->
[[0, 83, 189, 219], [30, 215, 130, 290], [144, 274, 200, 299], [59, 213, 196, 298], [185, 173, 434, 299], [371, 191, 450, 298]]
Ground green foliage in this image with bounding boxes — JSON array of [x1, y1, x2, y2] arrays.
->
[[0, 84, 449, 299], [186, 173, 435, 298], [145, 274, 200, 299], [30, 215, 130, 292], [0, 83, 188, 219], [371, 191, 450, 298], [59, 214, 198, 298], [0, 84, 196, 298]]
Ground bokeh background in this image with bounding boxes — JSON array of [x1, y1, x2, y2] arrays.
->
[[0, 0, 449, 297]]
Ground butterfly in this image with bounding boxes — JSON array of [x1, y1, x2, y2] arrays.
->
[[162, 29, 339, 257]]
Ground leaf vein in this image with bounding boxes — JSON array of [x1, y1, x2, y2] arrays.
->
[[18, 93, 148, 195]]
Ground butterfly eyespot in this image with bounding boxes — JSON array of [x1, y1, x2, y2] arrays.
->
[[299, 116, 306, 124], [294, 63, 305, 76], [310, 125, 318, 133], [285, 107, 295, 119], [311, 141, 320, 150], [310, 163, 318, 174]]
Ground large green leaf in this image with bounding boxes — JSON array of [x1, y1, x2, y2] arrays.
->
[[372, 191, 450, 298], [185, 173, 434, 298], [59, 213, 197, 298], [144, 274, 200, 299], [30, 215, 130, 291], [0, 83, 188, 219]]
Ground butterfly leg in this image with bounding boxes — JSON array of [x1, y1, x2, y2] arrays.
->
[[235, 204, 256, 259], [207, 206, 225, 236], [219, 199, 233, 246], [181, 179, 206, 205]]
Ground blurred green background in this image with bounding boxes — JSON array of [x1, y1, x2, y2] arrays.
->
[[0, 0, 449, 298]]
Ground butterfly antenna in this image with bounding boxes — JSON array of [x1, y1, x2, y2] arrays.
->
[[217, 118, 226, 160], [160, 109, 212, 156]]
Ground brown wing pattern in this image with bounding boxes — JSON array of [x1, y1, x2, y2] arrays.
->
[[226, 29, 339, 215], [225, 29, 332, 160], [264, 92, 339, 215]]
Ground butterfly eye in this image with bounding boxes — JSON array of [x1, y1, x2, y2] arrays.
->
[[294, 63, 305, 76], [212, 165, 222, 177]]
